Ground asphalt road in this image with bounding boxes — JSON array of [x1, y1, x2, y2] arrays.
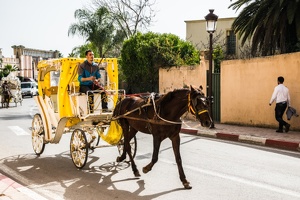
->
[[1, 98, 300, 200]]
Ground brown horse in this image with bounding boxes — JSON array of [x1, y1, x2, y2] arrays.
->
[[112, 86, 212, 189], [1, 82, 11, 108]]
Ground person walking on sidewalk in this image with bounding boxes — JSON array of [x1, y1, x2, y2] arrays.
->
[[269, 76, 291, 133]]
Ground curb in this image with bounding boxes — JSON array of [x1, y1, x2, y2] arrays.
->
[[0, 173, 44, 200], [0, 164, 48, 200], [180, 128, 300, 152]]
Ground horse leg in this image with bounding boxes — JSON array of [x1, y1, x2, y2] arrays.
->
[[171, 134, 192, 189], [126, 135, 140, 177], [143, 135, 162, 174], [116, 120, 129, 162], [116, 126, 140, 177], [4, 95, 9, 108]]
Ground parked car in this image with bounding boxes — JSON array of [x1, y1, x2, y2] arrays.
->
[[21, 82, 38, 98]]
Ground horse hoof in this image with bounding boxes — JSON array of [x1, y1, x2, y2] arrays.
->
[[183, 182, 192, 189], [142, 167, 149, 174], [134, 171, 141, 177], [116, 156, 121, 162]]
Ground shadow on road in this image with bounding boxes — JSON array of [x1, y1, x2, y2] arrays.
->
[[0, 152, 186, 200]]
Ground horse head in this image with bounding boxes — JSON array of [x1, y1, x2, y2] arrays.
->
[[188, 85, 213, 127]]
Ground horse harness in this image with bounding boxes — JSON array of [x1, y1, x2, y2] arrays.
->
[[187, 93, 209, 118], [112, 91, 208, 125]]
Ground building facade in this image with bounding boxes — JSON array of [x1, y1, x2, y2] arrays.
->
[[11, 45, 59, 80], [185, 17, 246, 59], [0, 46, 59, 80], [0, 49, 20, 70]]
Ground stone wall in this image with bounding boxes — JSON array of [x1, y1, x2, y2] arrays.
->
[[159, 56, 208, 94]]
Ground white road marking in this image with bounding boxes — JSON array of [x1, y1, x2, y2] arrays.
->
[[8, 126, 30, 136], [159, 157, 300, 198]]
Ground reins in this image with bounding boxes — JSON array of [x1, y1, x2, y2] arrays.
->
[[150, 93, 182, 125], [111, 101, 152, 121], [111, 93, 181, 125], [112, 91, 208, 125]]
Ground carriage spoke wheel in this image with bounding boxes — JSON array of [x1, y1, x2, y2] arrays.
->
[[70, 129, 88, 169], [117, 136, 137, 161], [31, 114, 45, 155]]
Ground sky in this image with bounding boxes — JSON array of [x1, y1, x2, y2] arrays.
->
[[0, 0, 239, 57]]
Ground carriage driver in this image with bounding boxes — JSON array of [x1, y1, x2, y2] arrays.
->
[[1, 81, 10, 94], [78, 50, 108, 113]]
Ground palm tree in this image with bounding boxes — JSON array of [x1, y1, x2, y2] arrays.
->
[[68, 6, 121, 57], [0, 64, 19, 78], [70, 43, 98, 58], [229, 0, 300, 56]]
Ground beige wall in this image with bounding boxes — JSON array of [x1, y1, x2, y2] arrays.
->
[[159, 52, 300, 130], [221, 52, 300, 129], [159, 55, 208, 94]]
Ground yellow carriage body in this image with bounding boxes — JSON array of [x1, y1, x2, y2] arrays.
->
[[35, 57, 119, 143]]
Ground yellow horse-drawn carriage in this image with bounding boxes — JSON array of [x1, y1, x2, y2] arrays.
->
[[31, 58, 136, 168]]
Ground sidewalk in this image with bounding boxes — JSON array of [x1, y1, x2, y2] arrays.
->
[[0, 173, 38, 200], [181, 120, 300, 152]]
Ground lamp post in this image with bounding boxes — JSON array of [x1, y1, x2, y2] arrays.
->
[[205, 9, 218, 128]]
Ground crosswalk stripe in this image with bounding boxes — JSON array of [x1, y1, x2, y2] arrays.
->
[[8, 126, 30, 136]]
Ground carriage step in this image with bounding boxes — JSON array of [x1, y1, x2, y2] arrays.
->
[[82, 113, 113, 121]]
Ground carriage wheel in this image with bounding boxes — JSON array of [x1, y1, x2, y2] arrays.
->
[[117, 136, 137, 160], [70, 129, 88, 169], [32, 114, 45, 155]]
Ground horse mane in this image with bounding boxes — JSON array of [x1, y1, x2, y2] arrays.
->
[[155, 88, 190, 107]]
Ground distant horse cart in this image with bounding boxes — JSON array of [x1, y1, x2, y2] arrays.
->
[[31, 57, 212, 190], [0, 75, 23, 108]]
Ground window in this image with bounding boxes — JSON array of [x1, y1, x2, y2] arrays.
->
[[226, 30, 236, 55], [50, 71, 60, 87]]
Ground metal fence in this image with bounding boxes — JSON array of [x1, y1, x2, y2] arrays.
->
[[207, 71, 220, 122], [212, 73, 220, 122]]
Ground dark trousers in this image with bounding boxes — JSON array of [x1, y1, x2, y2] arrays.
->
[[275, 102, 288, 130], [80, 85, 108, 110]]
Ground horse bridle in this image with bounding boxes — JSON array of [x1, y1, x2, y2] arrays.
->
[[188, 93, 209, 117]]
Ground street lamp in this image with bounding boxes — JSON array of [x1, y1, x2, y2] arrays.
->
[[205, 9, 218, 128]]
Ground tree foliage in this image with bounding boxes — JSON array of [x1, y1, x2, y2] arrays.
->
[[120, 32, 200, 93], [212, 45, 224, 73], [92, 0, 156, 39], [0, 64, 18, 79], [70, 43, 99, 58], [229, 0, 300, 56], [68, 6, 125, 57]]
